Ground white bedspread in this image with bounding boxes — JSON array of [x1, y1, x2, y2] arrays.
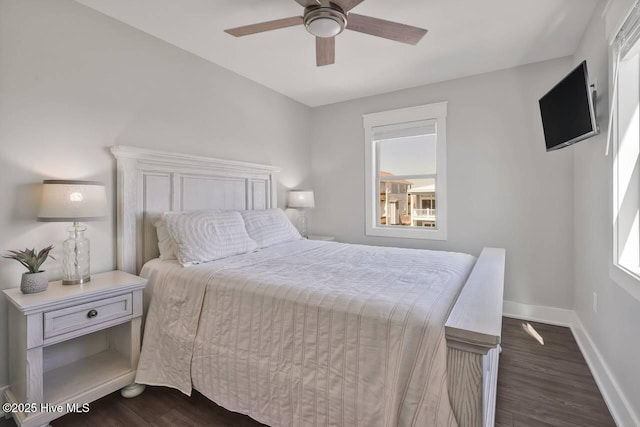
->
[[136, 240, 475, 427]]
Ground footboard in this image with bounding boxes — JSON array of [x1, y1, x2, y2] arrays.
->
[[445, 248, 505, 427]]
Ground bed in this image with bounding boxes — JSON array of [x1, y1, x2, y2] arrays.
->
[[111, 145, 505, 427]]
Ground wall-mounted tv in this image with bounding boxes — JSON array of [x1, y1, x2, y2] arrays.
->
[[539, 61, 599, 151]]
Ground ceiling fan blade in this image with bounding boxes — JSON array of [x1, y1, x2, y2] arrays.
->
[[331, 0, 364, 12], [294, 0, 319, 7], [346, 13, 427, 45], [225, 16, 303, 37], [316, 37, 335, 66]]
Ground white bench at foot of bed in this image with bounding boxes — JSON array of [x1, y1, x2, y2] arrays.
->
[[445, 247, 505, 427]]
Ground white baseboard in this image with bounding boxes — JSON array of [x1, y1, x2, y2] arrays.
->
[[502, 300, 639, 427], [571, 314, 639, 427], [502, 300, 574, 327], [0, 385, 9, 419]]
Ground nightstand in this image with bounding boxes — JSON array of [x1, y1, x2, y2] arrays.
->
[[2, 271, 146, 427], [307, 235, 335, 241]]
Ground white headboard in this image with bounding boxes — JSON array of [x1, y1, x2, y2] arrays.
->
[[111, 145, 280, 274]]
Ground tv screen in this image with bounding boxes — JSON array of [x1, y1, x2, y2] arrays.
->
[[539, 61, 599, 151]]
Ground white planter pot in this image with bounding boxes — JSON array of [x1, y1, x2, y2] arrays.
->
[[20, 271, 48, 294]]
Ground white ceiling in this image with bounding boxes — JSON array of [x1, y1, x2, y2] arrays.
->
[[75, 0, 598, 107]]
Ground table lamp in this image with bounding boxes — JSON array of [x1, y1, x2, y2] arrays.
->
[[37, 180, 107, 285], [287, 190, 315, 238]]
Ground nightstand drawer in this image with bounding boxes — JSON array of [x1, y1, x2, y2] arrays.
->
[[43, 293, 133, 339]]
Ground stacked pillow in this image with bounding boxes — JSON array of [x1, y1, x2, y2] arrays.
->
[[155, 208, 302, 267], [155, 218, 177, 261], [239, 209, 301, 249]]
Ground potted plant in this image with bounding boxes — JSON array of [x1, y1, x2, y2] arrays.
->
[[3, 245, 55, 294]]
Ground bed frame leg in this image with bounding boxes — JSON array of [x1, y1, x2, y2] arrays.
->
[[121, 383, 145, 398]]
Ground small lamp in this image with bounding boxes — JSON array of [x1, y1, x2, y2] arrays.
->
[[287, 190, 315, 238], [37, 180, 107, 285]]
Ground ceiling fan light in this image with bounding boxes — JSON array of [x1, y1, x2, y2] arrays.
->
[[304, 6, 347, 38], [307, 17, 342, 38]]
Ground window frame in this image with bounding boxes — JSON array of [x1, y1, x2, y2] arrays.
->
[[610, 4, 640, 302], [363, 102, 448, 240]]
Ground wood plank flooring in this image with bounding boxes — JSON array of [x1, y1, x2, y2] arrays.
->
[[495, 317, 615, 427], [0, 317, 615, 427]]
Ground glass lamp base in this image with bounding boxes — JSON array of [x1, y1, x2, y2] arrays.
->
[[62, 276, 91, 285], [63, 223, 91, 285], [300, 210, 308, 239]]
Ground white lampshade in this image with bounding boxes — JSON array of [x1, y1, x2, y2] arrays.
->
[[287, 190, 315, 209], [37, 180, 108, 222]]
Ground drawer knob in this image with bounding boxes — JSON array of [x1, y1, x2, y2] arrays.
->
[[87, 309, 98, 318]]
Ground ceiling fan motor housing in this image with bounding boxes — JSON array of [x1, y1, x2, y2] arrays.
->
[[304, 4, 347, 38]]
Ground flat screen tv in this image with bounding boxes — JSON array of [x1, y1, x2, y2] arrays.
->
[[539, 61, 599, 151]]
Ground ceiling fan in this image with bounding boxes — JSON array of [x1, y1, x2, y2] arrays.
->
[[224, 0, 428, 67]]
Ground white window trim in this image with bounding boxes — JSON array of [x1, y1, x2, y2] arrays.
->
[[363, 102, 448, 240], [609, 263, 640, 301], [609, 2, 640, 302], [611, 78, 640, 293]]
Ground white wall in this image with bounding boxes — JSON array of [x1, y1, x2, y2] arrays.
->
[[310, 57, 575, 309], [0, 0, 311, 386], [4, 0, 635, 419], [572, 1, 640, 421]]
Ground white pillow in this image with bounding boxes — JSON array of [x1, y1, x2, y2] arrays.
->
[[240, 209, 302, 248], [164, 210, 258, 266], [154, 217, 177, 261]]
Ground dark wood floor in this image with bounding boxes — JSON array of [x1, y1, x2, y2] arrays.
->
[[1, 318, 615, 427], [495, 317, 615, 427]]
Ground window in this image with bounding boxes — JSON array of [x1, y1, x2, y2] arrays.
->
[[364, 102, 447, 239], [612, 4, 640, 285]]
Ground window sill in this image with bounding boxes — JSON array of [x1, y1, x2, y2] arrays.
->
[[609, 264, 640, 302], [366, 225, 447, 240]]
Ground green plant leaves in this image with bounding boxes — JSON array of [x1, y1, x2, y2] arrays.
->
[[3, 245, 55, 273]]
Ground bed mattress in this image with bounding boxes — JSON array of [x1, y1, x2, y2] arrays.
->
[[136, 240, 475, 427]]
